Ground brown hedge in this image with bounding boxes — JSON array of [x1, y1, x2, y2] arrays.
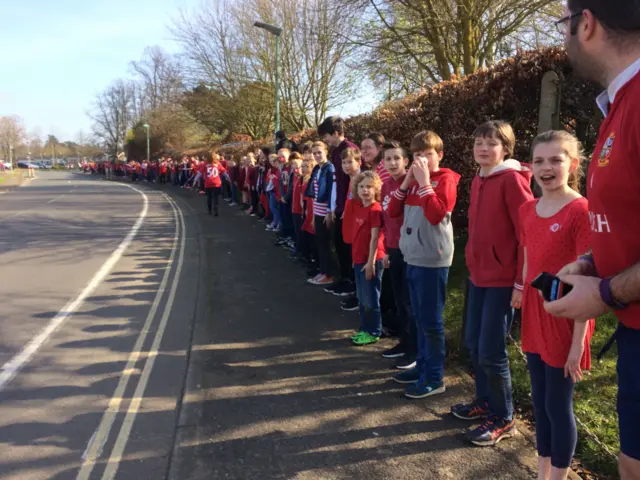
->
[[220, 47, 603, 227]]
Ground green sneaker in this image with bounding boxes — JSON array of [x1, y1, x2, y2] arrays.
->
[[353, 332, 380, 345], [350, 331, 364, 340]]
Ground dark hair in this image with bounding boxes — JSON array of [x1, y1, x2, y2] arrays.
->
[[317, 116, 345, 137], [261, 147, 271, 156], [275, 130, 286, 140], [382, 141, 409, 160], [366, 132, 385, 148], [341, 147, 362, 164], [301, 141, 314, 154], [568, 0, 640, 44]]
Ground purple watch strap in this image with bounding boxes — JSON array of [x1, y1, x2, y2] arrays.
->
[[599, 278, 627, 310]]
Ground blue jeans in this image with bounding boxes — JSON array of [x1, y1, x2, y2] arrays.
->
[[465, 282, 514, 420], [268, 192, 281, 229], [617, 323, 640, 460], [406, 265, 448, 384], [527, 353, 576, 468], [354, 261, 384, 337]]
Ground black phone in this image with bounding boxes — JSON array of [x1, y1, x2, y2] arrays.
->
[[531, 272, 573, 302]]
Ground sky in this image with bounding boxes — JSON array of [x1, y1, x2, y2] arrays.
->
[[0, 0, 377, 143]]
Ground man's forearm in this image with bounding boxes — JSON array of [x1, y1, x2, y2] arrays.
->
[[611, 261, 640, 305]]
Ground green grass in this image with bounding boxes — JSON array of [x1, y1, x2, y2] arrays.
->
[[443, 235, 619, 479]]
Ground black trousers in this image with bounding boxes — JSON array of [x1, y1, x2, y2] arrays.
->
[[334, 215, 354, 282], [206, 187, 222, 215], [388, 248, 417, 356], [314, 215, 339, 277], [250, 189, 259, 212]]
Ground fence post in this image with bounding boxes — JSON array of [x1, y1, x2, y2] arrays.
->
[[538, 71, 561, 133]]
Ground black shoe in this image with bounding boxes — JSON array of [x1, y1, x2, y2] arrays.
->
[[340, 297, 359, 312], [395, 357, 417, 370], [324, 283, 340, 294], [332, 281, 356, 297], [450, 399, 490, 421], [382, 344, 406, 359]]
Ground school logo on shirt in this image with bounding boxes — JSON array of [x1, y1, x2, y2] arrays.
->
[[550, 223, 561, 233], [355, 218, 365, 226], [431, 181, 439, 188], [382, 194, 390, 211], [598, 132, 615, 167]]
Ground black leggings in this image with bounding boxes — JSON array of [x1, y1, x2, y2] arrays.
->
[[313, 215, 338, 277], [206, 187, 222, 215], [527, 352, 577, 468]]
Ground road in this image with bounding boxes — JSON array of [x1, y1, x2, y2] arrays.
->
[[0, 171, 200, 480]]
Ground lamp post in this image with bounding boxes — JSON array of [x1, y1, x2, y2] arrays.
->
[[143, 124, 150, 163], [253, 21, 282, 152]]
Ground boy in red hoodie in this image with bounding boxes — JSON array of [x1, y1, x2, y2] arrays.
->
[[388, 131, 461, 400], [450, 120, 533, 447]]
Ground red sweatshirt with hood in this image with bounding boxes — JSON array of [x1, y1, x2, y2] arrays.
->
[[465, 159, 533, 289]]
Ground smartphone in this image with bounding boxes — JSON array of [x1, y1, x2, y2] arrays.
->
[[531, 272, 573, 302]]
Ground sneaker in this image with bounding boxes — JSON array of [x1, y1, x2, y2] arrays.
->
[[404, 381, 446, 399], [307, 274, 324, 284], [467, 418, 517, 447], [266, 225, 276, 232], [352, 332, 380, 346], [229, 202, 237, 206], [350, 331, 364, 341], [340, 297, 359, 312], [332, 281, 356, 297], [324, 283, 340, 294], [395, 359, 417, 370], [315, 276, 334, 286], [450, 399, 489, 421], [382, 344, 406, 359], [392, 367, 420, 384], [199, 190, 206, 195]]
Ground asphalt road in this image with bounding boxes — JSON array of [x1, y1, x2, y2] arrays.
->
[[0, 171, 199, 480]]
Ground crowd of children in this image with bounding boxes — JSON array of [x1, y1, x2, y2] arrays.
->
[[99, 115, 597, 480]]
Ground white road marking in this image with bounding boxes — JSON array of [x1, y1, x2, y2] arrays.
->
[[0, 183, 149, 391], [100, 194, 186, 480], [76, 193, 184, 480], [47, 195, 64, 204]]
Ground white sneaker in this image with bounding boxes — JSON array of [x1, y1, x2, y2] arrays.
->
[[307, 274, 324, 285]]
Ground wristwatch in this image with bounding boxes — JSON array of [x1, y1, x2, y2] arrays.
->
[[599, 277, 628, 310]]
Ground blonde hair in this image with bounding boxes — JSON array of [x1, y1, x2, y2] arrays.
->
[[474, 120, 516, 158], [352, 171, 382, 203], [247, 152, 256, 165], [531, 130, 585, 192], [341, 147, 361, 164], [410, 131, 444, 154], [311, 141, 328, 152]]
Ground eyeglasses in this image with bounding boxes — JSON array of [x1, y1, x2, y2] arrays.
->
[[555, 10, 584, 34]]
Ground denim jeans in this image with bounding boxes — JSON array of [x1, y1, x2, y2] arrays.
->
[[388, 248, 416, 358], [281, 200, 294, 238], [465, 282, 514, 420], [406, 265, 448, 384], [268, 192, 281, 228], [354, 260, 384, 337]]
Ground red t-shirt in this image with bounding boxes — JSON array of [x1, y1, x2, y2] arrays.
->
[[381, 175, 404, 249], [351, 201, 385, 265], [291, 175, 303, 215], [520, 198, 594, 369], [342, 180, 355, 244], [588, 70, 640, 329], [204, 163, 226, 188], [302, 180, 314, 234]]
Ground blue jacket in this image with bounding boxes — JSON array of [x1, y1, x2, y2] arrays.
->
[[304, 161, 334, 205]]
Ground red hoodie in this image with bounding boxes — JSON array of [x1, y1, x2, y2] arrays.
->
[[381, 175, 405, 250], [465, 160, 533, 289]]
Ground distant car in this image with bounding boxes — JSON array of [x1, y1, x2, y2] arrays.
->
[[0, 162, 11, 171], [17, 161, 40, 169]]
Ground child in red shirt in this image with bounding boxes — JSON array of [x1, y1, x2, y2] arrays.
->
[[288, 152, 304, 256], [300, 147, 317, 268], [204, 154, 227, 216], [521, 131, 594, 478], [350, 171, 386, 346], [380, 141, 416, 366]]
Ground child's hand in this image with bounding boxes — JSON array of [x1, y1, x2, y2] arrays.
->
[[401, 168, 414, 190], [324, 212, 335, 227], [564, 344, 584, 383], [363, 261, 375, 280], [511, 289, 523, 309], [383, 254, 390, 269], [412, 158, 430, 187]]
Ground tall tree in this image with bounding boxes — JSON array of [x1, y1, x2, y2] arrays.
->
[[0, 116, 26, 163], [89, 80, 138, 156], [130, 46, 184, 113]]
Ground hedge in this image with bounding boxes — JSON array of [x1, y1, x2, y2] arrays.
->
[[218, 47, 603, 227]]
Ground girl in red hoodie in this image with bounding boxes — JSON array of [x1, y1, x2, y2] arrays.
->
[[451, 121, 533, 446], [204, 154, 227, 216], [521, 131, 593, 480]]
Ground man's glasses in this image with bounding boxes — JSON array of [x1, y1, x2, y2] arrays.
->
[[555, 10, 584, 34]]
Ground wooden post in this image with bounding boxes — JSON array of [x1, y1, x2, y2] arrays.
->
[[538, 71, 561, 133]]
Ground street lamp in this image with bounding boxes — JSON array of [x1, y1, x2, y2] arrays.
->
[[254, 21, 282, 152], [143, 123, 150, 163]]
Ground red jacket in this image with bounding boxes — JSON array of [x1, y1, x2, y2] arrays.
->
[[204, 162, 226, 188], [381, 175, 405, 250], [465, 160, 533, 289], [248, 166, 258, 188]]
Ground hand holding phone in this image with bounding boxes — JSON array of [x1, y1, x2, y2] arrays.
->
[[531, 272, 573, 302]]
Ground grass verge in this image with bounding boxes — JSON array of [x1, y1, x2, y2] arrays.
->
[[443, 236, 619, 480]]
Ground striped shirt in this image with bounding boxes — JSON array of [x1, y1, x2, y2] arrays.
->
[[376, 161, 391, 183], [313, 177, 329, 216]]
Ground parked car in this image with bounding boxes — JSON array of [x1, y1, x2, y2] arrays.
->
[[17, 161, 40, 169], [0, 162, 12, 171]]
